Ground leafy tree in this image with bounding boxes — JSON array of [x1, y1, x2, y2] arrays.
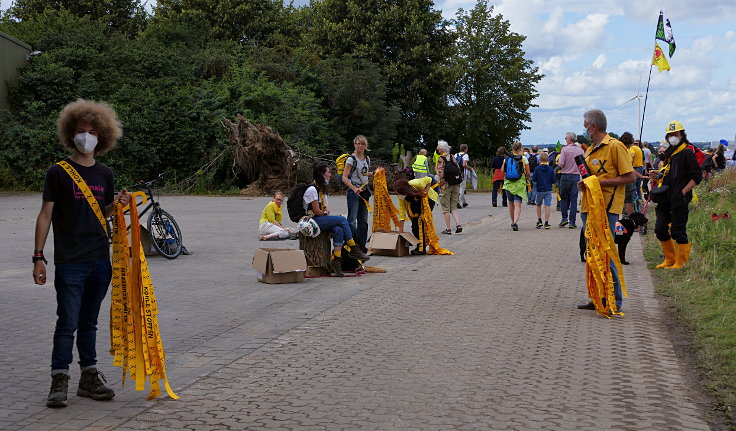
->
[[0, 8, 329, 188], [153, 0, 289, 45], [315, 55, 399, 154], [305, 0, 455, 148], [4, 0, 147, 35], [447, 0, 542, 157]]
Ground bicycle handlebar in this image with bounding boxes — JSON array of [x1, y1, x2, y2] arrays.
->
[[128, 173, 167, 190]]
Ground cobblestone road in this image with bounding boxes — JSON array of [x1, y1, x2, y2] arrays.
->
[[0, 192, 713, 430]]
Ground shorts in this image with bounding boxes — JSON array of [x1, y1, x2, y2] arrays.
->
[[535, 190, 552, 206], [440, 183, 460, 212], [624, 183, 634, 203], [505, 190, 523, 202]]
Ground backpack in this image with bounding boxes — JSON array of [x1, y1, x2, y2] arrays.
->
[[443, 156, 463, 185], [686, 144, 706, 166], [336, 153, 370, 188], [286, 184, 310, 222], [505, 155, 523, 180], [455, 153, 466, 172], [527, 153, 539, 172]]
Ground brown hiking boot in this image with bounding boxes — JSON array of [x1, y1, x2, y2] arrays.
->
[[47, 373, 69, 407], [347, 246, 370, 262], [77, 368, 115, 401]]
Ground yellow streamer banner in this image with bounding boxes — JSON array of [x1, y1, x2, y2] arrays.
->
[[110, 201, 179, 400], [582, 175, 627, 317], [371, 168, 400, 232], [417, 196, 453, 255]]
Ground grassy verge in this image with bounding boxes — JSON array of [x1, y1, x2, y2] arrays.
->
[[643, 168, 736, 427]]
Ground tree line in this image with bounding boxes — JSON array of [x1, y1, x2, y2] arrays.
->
[[0, 0, 542, 190]]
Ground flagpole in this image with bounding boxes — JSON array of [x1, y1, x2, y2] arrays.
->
[[638, 65, 653, 143]]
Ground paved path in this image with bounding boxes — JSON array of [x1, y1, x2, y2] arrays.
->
[[0, 192, 713, 430]]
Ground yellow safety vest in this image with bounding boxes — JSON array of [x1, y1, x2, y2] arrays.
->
[[412, 154, 429, 173]]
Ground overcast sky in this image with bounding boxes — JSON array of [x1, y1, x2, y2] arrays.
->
[[2, 0, 734, 145]]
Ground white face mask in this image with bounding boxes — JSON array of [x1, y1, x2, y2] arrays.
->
[[73, 132, 98, 154], [667, 136, 680, 147]]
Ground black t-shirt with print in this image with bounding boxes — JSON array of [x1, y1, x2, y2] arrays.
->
[[42, 158, 115, 263]]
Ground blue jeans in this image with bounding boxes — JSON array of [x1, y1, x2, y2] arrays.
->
[[559, 173, 580, 225], [51, 258, 112, 370], [581, 212, 622, 308], [346, 189, 369, 247], [313, 215, 353, 247]]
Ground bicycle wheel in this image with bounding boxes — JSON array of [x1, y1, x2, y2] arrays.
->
[[147, 208, 183, 259]]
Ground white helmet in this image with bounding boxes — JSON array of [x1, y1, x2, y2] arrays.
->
[[297, 216, 321, 238]]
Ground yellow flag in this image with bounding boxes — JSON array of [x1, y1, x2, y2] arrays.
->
[[652, 42, 670, 72]]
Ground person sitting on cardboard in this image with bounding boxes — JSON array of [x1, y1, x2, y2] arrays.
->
[[259, 192, 296, 241], [394, 176, 438, 255]]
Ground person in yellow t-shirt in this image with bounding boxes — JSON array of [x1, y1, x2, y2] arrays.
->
[[620, 132, 648, 215], [259, 192, 294, 240], [394, 175, 438, 255], [577, 109, 636, 312]]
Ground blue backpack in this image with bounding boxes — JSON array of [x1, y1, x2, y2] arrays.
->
[[505, 155, 523, 180], [455, 153, 465, 171]]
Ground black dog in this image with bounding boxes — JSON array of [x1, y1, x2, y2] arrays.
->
[[614, 212, 648, 265], [579, 212, 648, 264]]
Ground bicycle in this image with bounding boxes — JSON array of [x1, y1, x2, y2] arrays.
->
[[109, 173, 184, 259]]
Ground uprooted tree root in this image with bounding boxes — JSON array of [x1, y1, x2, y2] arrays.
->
[[224, 114, 301, 196]]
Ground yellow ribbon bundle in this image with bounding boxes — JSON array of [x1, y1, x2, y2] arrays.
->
[[371, 167, 400, 232], [110, 198, 178, 400], [416, 196, 453, 255], [582, 175, 627, 317]]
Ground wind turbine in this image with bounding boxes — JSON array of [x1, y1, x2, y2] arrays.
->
[[619, 71, 644, 136]]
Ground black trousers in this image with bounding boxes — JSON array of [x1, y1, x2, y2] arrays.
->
[[409, 199, 435, 247], [654, 201, 690, 244], [492, 180, 507, 205]]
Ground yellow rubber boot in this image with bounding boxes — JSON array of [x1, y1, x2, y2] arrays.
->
[[666, 242, 691, 269], [655, 239, 677, 269]]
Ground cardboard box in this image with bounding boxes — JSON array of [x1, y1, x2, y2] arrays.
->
[[138, 225, 157, 256], [369, 231, 419, 257], [252, 248, 307, 284]]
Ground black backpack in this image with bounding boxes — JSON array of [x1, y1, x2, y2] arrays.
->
[[527, 153, 539, 172], [443, 156, 463, 185], [286, 184, 310, 222]]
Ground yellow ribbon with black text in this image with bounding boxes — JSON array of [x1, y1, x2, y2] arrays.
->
[[582, 175, 627, 317], [110, 200, 179, 400]]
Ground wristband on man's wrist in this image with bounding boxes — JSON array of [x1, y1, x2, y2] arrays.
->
[[33, 251, 47, 264]]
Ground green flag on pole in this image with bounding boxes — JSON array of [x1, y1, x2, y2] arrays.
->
[[655, 10, 676, 57], [555, 140, 562, 152]]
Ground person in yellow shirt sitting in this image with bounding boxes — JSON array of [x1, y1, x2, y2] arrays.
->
[[259, 192, 295, 241]]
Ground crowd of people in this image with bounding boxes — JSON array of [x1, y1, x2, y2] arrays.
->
[[32, 97, 728, 409]]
